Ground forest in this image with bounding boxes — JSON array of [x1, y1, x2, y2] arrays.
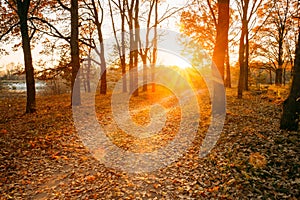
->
[[0, 0, 299, 199]]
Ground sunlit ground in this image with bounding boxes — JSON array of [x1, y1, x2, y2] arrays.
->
[[92, 67, 211, 154]]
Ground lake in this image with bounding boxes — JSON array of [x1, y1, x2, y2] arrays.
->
[[0, 80, 47, 93]]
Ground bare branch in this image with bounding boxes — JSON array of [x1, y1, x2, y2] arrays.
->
[[207, 0, 217, 27], [57, 0, 70, 11], [0, 22, 20, 41]]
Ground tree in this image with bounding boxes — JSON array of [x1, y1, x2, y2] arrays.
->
[[139, 0, 156, 92], [212, 0, 229, 114], [280, 31, 300, 130], [0, 0, 40, 113], [236, 0, 264, 98], [108, 0, 127, 92], [180, 0, 218, 56], [124, 0, 139, 96], [212, 0, 230, 80], [180, 0, 238, 87], [133, 0, 140, 96], [251, 0, 298, 86], [80, 21, 95, 93], [151, 0, 158, 92], [70, 0, 81, 105], [83, 0, 107, 94], [237, 0, 248, 98]]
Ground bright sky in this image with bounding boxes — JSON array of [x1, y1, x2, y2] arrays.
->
[[0, 0, 191, 70], [158, 51, 191, 69], [0, 0, 230, 72]]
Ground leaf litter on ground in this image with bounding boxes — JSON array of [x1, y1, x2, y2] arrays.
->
[[0, 86, 299, 199]]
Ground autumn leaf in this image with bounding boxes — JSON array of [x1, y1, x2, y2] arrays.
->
[[249, 152, 267, 168]]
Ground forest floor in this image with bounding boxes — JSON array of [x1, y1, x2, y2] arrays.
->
[[0, 86, 299, 199]]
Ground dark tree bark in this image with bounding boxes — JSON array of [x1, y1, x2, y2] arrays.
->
[[141, 0, 155, 92], [275, 32, 285, 85], [151, 0, 158, 93], [141, 55, 148, 91], [245, 24, 249, 91], [269, 69, 273, 84], [225, 44, 231, 88], [120, 4, 127, 93], [126, 0, 135, 94], [283, 67, 286, 85], [237, 0, 249, 99], [211, 0, 229, 114], [133, 0, 140, 97], [16, 0, 36, 113], [108, 0, 127, 92], [87, 50, 91, 93], [280, 31, 300, 131], [212, 0, 229, 80], [275, 68, 283, 85], [71, 0, 81, 105], [91, 0, 107, 95]]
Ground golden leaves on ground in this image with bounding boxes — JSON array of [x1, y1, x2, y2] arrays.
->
[[0, 89, 299, 199], [249, 152, 267, 168]]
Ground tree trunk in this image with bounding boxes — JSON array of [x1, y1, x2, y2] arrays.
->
[[128, 6, 135, 94], [17, 0, 36, 113], [142, 55, 147, 91], [211, 0, 229, 114], [132, 0, 140, 97], [283, 67, 286, 86], [269, 69, 272, 84], [109, 0, 127, 93], [151, 0, 158, 93], [280, 32, 300, 131], [244, 24, 249, 91], [71, 0, 81, 106], [237, 0, 248, 99], [225, 45, 231, 88], [82, 66, 86, 92], [91, 0, 106, 95], [121, 12, 127, 93], [276, 34, 284, 86], [99, 39, 107, 95], [275, 68, 283, 85], [87, 51, 91, 93]]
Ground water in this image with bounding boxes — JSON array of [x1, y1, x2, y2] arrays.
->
[[0, 80, 46, 93]]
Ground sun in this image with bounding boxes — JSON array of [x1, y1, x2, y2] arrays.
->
[[158, 51, 191, 69]]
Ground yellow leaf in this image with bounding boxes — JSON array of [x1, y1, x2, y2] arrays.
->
[[249, 152, 267, 168]]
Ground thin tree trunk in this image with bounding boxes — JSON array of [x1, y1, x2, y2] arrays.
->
[[132, 0, 139, 96], [121, 10, 127, 93], [91, 0, 106, 94], [87, 50, 91, 93], [283, 67, 286, 85], [142, 55, 147, 91], [269, 69, 272, 84], [109, 0, 127, 92], [225, 45, 231, 88], [151, 0, 158, 92], [71, 0, 81, 105], [245, 24, 249, 91], [237, 0, 248, 99], [99, 39, 107, 95], [82, 66, 86, 92], [128, 5, 135, 94], [275, 68, 283, 85], [17, 0, 36, 113]]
